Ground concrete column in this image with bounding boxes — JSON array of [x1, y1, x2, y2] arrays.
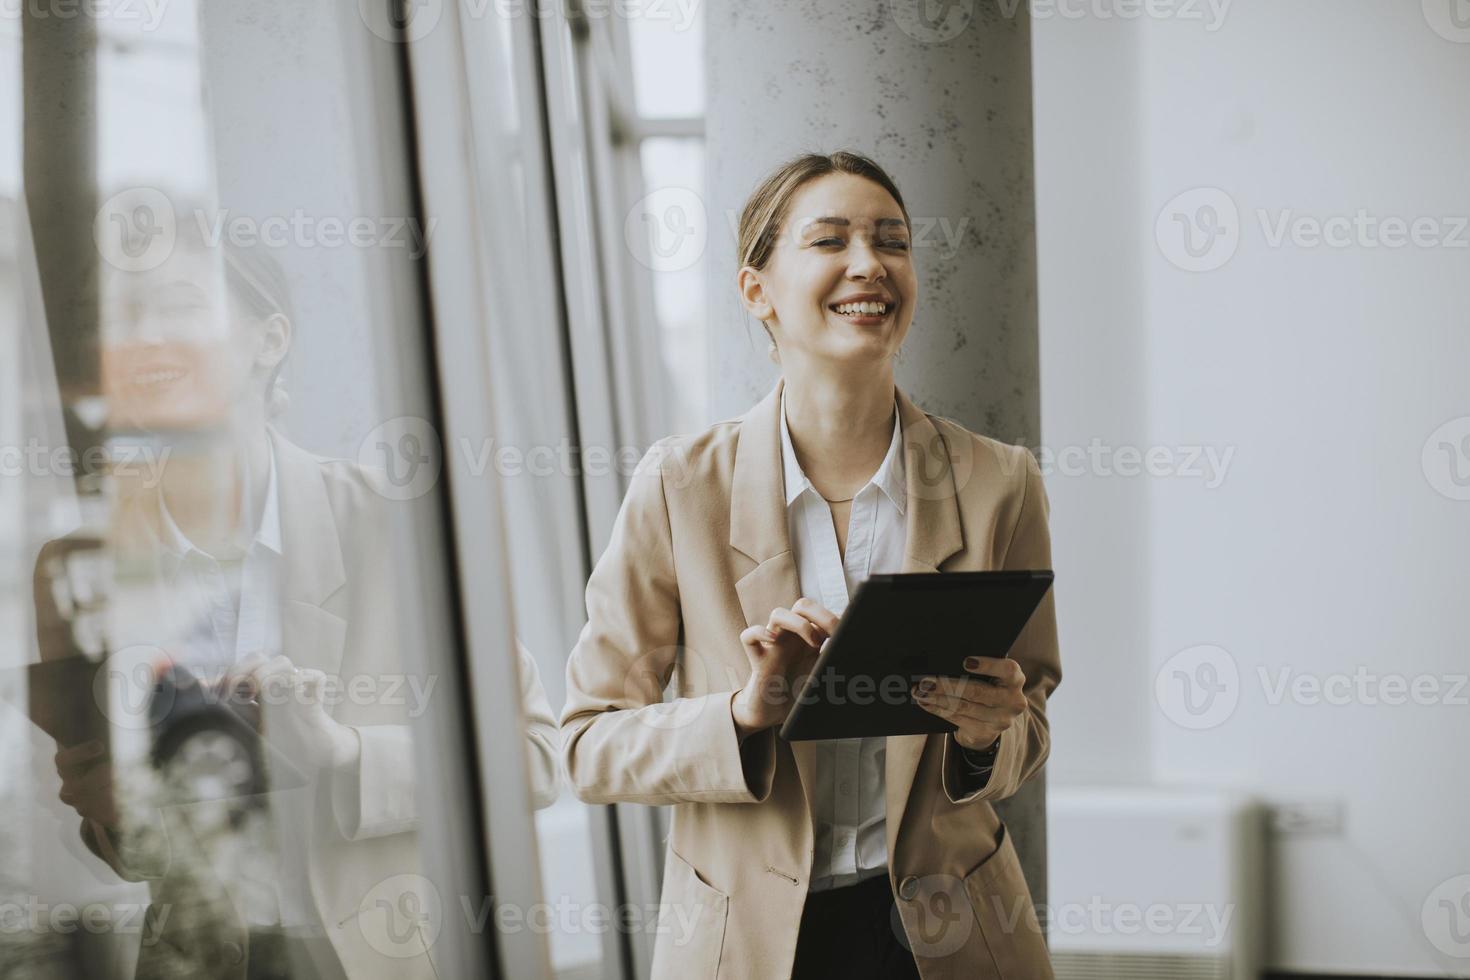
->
[[705, 1, 1048, 908]]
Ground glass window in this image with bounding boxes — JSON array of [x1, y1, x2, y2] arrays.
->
[[3, 3, 495, 977]]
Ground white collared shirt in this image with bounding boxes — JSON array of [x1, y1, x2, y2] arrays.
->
[[157, 447, 283, 677], [779, 392, 907, 893], [156, 446, 306, 929]]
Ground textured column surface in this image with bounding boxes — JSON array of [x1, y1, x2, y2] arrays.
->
[[704, 0, 1048, 909]]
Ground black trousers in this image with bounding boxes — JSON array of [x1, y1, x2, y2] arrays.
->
[[791, 873, 922, 980]]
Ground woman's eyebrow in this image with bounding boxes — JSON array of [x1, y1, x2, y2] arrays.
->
[[800, 216, 909, 231]]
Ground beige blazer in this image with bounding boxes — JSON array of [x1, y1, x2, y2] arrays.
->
[[39, 431, 560, 978], [561, 380, 1062, 979]]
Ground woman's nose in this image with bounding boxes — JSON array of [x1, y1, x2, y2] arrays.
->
[[846, 242, 886, 281]]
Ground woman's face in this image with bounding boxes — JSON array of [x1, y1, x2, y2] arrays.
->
[[100, 246, 279, 433], [743, 172, 918, 370]]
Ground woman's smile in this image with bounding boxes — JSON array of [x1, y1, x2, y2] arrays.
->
[[827, 292, 897, 327]]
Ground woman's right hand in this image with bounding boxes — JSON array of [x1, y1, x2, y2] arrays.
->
[[732, 598, 840, 739], [55, 740, 119, 829]]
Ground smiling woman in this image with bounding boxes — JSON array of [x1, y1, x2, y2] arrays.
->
[[735, 152, 917, 370], [559, 150, 1061, 980]]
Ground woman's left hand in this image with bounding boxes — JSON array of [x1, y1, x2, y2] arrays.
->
[[912, 656, 1027, 751]]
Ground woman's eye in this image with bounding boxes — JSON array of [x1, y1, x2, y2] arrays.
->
[[882, 239, 911, 251], [813, 237, 843, 247]]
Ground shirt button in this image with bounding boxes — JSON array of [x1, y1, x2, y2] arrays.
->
[[839, 780, 853, 796], [898, 875, 921, 901]]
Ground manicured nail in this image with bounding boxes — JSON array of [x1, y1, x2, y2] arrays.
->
[[917, 678, 936, 694], [963, 657, 981, 671]]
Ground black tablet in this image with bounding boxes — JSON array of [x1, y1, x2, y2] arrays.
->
[[778, 570, 1053, 742]]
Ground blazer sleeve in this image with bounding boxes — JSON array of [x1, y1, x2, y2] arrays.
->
[[515, 639, 563, 811], [560, 444, 773, 806], [942, 444, 1062, 805]]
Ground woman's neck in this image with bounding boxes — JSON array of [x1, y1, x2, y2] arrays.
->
[[158, 415, 272, 558], [781, 361, 896, 501]]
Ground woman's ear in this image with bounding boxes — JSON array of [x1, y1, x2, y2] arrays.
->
[[736, 266, 774, 323], [256, 312, 292, 372]]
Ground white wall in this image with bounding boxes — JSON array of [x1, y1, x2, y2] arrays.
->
[[1036, 1, 1470, 973]]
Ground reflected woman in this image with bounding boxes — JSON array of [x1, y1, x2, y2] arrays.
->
[[561, 152, 1061, 979], [44, 214, 560, 980]]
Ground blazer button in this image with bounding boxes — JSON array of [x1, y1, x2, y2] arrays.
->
[[898, 875, 921, 901]]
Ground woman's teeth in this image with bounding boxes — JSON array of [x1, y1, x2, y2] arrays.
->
[[131, 369, 186, 387], [832, 301, 889, 316]]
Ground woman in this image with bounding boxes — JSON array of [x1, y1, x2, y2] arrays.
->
[[561, 151, 1061, 979], [45, 220, 560, 980]]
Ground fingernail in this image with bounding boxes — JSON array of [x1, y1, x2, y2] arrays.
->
[[963, 657, 980, 671], [917, 679, 935, 694]]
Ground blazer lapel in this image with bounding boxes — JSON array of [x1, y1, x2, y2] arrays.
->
[[270, 430, 348, 681], [728, 384, 970, 856], [886, 389, 965, 853], [728, 379, 819, 824]]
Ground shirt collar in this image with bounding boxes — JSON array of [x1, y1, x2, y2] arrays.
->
[[779, 390, 907, 514], [157, 445, 283, 565]]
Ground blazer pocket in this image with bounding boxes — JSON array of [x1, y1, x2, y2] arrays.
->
[[963, 823, 1055, 979], [651, 846, 730, 980]]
